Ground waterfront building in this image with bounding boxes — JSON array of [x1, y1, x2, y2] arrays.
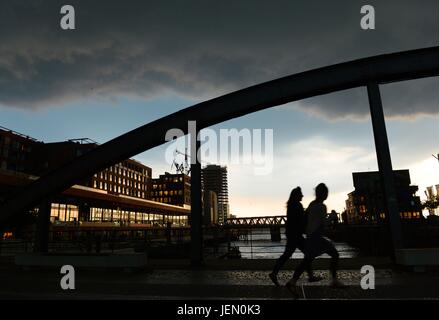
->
[[150, 172, 191, 208], [345, 170, 422, 223], [0, 126, 41, 174], [0, 127, 188, 228], [201, 165, 229, 224], [203, 190, 218, 226]]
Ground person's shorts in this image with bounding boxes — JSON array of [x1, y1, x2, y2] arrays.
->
[[304, 235, 335, 258]]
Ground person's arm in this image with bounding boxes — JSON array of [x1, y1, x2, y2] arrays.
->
[[321, 204, 329, 231]]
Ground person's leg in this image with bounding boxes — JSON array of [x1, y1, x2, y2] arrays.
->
[[272, 239, 295, 275], [287, 235, 316, 284], [291, 255, 313, 282], [285, 254, 314, 297], [269, 239, 296, 286], [320, 238, 339, 279], [297, 235, 322, 282], [319, 238, 345, 288], [328, 245, 339, 280]]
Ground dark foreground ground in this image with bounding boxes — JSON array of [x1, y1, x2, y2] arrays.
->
[[0, 257, 438, 300]]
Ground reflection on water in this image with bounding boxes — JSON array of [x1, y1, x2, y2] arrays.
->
[[225, 228, 358, 259]]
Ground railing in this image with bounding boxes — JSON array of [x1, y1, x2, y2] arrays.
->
[[2, 220, 439, 259], [0, 227, 192, 256]]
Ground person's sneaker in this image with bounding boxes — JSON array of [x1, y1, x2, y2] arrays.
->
[[330, 279, 347, 289], [308, 275, 324, 283], [285, 281, 299, 299], [269, 272, 280, 287]]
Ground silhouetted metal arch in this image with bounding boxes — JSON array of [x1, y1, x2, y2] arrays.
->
[[1, 46, 439, 224]]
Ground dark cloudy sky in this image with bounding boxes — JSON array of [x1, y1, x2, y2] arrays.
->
[[1, 0, 439, 216]]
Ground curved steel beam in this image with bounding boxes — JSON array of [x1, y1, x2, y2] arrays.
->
[[2, 46, 439, 224]]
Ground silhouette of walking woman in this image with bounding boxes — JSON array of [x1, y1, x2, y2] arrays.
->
[[269, 187, 321, 286], [286, 183, 345, 297]]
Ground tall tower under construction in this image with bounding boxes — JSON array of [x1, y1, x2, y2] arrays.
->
[[201, 165, 229, 224]]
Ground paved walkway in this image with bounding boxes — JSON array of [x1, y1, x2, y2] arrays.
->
[[1, 259, 438, 299]]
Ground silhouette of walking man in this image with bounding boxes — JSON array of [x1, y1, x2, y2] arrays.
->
[[269, 187, 321, 286], [286, 183, 345, 296]]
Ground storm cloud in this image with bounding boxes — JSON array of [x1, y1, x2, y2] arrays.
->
[[1, 0, 439, 118]]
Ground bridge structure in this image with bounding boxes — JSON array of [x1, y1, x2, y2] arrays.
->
[[225, 216, 286, 226], [2, 46, 439, 267]]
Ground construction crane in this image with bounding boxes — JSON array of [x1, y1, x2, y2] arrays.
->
[[171, 148, 212, 175], [171, 148, 191, 175]]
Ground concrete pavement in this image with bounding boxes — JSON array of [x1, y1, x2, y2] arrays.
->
[[1, 257, 439, 299]]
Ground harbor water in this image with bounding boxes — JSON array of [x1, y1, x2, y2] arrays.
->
[[226, 228, 358, 259]]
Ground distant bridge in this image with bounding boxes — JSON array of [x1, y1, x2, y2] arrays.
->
[[225, 216, 286, 226]]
